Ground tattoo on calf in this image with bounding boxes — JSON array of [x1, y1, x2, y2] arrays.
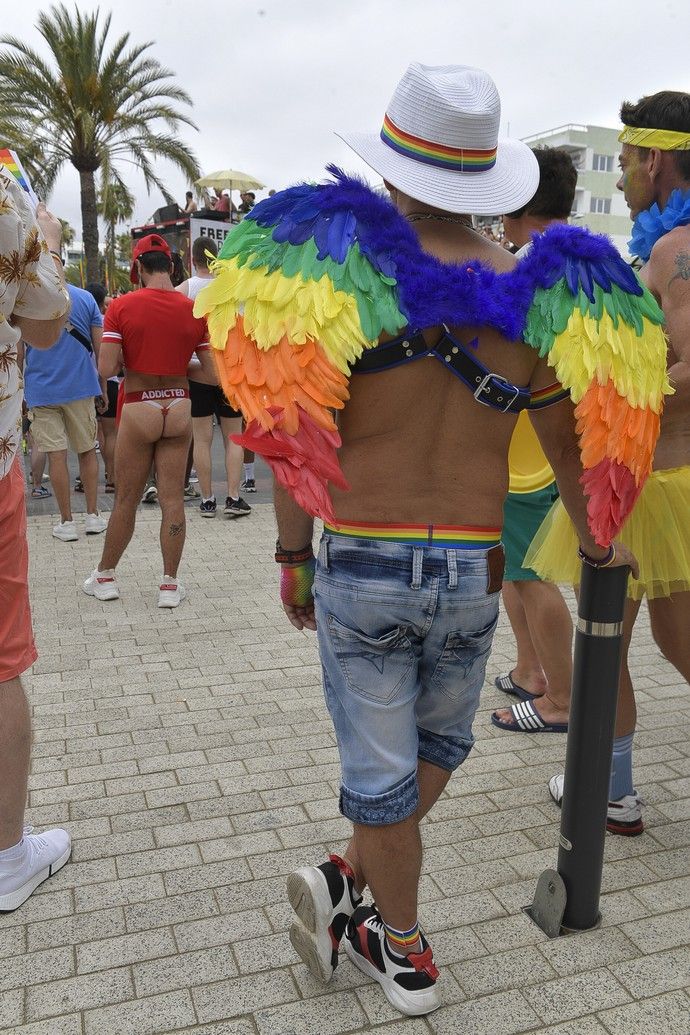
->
[[669, 251, 690, 287], [168, 522, 183, 537]]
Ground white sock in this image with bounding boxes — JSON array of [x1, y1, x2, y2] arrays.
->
[[202, 496, 215, 504], [243, 463, 254, 479]]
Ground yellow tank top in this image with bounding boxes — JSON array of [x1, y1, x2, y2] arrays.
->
[[508, 411, 555, 493]]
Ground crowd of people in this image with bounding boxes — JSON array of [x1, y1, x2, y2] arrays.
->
[[0, 61, 687, 1022], [187, 186, 258, 223]]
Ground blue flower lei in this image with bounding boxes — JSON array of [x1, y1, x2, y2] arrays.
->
[[629, 188, 690, 262]]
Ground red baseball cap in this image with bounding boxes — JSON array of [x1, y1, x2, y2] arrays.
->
[[130, 233, 172, 283]]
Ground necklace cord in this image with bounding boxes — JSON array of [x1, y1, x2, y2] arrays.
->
[[406, 212, 474, 227]]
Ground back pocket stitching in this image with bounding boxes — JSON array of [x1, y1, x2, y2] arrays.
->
[[327, 614, 415, 704]]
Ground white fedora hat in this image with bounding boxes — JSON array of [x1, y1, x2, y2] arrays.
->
[[337, 63, 539, 216]]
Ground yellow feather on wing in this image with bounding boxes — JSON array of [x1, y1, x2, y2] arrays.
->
[[549, 310, 669, 409], [196, 259, 374, 374]]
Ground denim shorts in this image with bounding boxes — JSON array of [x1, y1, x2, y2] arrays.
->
[[314, 534, 500, 827]]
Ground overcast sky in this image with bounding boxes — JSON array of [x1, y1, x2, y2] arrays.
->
[[3, 0, 689, 238]]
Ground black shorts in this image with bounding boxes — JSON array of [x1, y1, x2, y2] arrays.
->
[[189, 380, 241, 420], [99, 379, 120, 420]]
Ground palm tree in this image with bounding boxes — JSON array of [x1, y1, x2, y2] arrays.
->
[[98, 180, 134, 291], [58, 218, 75, 251], [0, 4, 200, 282]]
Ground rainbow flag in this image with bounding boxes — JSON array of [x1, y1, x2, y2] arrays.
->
[[0, 149, 39, 209]]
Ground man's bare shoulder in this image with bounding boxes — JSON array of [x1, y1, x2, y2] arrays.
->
[[417, 229, 517, 274], [644, 223, 690, 368], [485, 240, 517, 273], [647, 224, 690, 291], [462, 234, 516, 273]]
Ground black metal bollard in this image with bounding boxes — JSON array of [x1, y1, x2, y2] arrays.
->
[[527, 560, 629, 936]]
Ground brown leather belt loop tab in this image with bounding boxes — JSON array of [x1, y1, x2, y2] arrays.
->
[[487, 544, 505, 594]]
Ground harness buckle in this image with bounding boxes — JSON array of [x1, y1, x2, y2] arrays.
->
[[473, 373, 521, 413]]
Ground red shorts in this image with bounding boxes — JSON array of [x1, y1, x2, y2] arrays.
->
[[0, 458, 37, 681]]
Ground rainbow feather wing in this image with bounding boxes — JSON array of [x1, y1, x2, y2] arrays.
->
[[194, 172, 408, 521], [520, 225, 671, 546]]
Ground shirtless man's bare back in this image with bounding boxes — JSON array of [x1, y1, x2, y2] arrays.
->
[[83, 234, 215, 607], [333, 247, 561, 528]]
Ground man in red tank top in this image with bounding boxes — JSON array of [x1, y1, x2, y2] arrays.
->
[[83, 234, 215, 607]]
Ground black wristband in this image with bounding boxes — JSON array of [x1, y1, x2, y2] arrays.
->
[[275, 539, 314, 564], [578, 543, 616, 569]]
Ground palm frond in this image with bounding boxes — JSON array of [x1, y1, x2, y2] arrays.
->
[[0, 4, 200, 280]]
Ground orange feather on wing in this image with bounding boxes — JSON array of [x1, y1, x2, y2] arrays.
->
[[212, 316, 348, 436], [575, 380, 659, 485]]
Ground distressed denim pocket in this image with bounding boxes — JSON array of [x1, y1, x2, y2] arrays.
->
[[429, 609, 499, 699], [327, 614, 415, 704]]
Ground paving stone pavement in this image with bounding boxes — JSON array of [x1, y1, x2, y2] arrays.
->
[[4, 503, 689, 1035]]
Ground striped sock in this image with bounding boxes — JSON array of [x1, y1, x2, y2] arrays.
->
[[383, 920, 421, 955]]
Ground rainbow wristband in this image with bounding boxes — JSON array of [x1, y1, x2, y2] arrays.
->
[[280, 556, 316, 608]]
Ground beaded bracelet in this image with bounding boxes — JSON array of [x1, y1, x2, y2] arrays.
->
[[578, 543, 616, 569]]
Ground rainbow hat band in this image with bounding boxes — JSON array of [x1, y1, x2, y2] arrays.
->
[[381, 114, 498, 172], [618, 126, 690, 151]]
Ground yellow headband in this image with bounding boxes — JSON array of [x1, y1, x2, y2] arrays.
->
[[618, 125, 690, 150]]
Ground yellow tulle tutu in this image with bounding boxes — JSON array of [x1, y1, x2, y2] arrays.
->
[[525, 466, 690, 600]]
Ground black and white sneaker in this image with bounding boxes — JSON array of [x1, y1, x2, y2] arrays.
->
[[199, 497, 217, 517], [287, 853, 362, 982], [241, 478, 256, 493], [344, 905, 441, 1016], [224, 496, 251, 518], [548, 774, 644, 836]]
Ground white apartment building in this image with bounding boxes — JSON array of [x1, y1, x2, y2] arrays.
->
[[521, 124, 631, 256]]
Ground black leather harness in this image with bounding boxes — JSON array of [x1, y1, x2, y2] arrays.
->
[[351, 327, 567, 414]]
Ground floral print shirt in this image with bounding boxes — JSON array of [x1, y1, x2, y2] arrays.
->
[[0, 168, 69, 479]]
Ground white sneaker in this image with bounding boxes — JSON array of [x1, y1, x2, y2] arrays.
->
[[548, 774, 644, 836], [52, 520, 78, 542], [83, 568, 120, 601], [158, 577, 186, 608], [0, 827, 71, 912], [85, 512, 107, 535]]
